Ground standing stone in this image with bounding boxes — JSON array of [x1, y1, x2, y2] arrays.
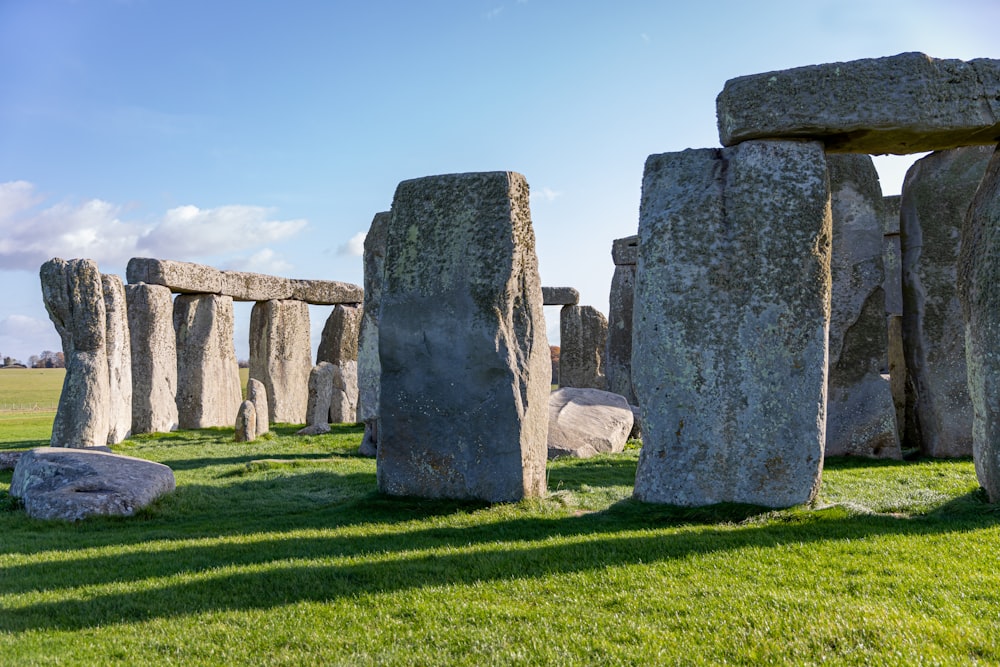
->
[[825, 155, 900, 459], [304, 362, 335, 428], [102, 274, 132, 444], [883, 195, 907, 445], [717, 53, 1000, 154], [126, 284, 179, 434], [901, 146, 992, 457], [173, 294, 242, 429], [357, 211, 390, 456], [330, 360, 358, 423], [559, 305, 608, 390], [377, 171, 550, 502], [633, 140, 831, 508], [235, 400, 256, 442], [958, 145, 1000, 502], [246, 377, 269, 437], [249, 299, 312, 424], [606, 235, 638, 404], [317, 304, 362, 365], [40, 258, 111, 448]]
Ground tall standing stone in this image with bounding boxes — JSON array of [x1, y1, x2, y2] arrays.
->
[[559, 305, 608, 390], [40, 258, 111, 448], [900, 146, 992, 457], [825, 154, 900, 459], [883, 195, 907, 445], [173, 294, 242, 429], [317, 304, 362, 365], [377, 171, 550, 502], [249, 299, 312, 424], [357, 212, 390, 456], [633, 140, 831, 508], [126, 283, 179, 434], [102, 274, 132, 444], [606, 235, 638, 404], [958, 144, 1000, 502]]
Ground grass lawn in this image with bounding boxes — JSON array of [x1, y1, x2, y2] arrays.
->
[[1, 409, 998, 663]]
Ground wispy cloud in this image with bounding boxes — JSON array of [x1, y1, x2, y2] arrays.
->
[[486, 5, 504, 19], [530, 187, 562, 204], [641, 32, 651, 43], [222, 248, 294, 274], [338, 231, 367, 257], [0, 181, 308, 271], [0, 314, 61, 363]]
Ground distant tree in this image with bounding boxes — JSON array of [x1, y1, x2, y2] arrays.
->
[[29, 355, 40, 368], [237, 359, 250, 369], [550, 346, 560, 386], [3, 356, 14, 367]]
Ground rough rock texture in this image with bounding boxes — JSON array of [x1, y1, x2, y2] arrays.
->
[[173, 294, 242, 429], [127, 257, 224, 294], [357, 212, 390, 455], [559, 305, 608, 390], [547, 388, 634, 459], [102, 274, 132, 445], [887, 315, 906, 446], [40, 258, 110, 448], [0, 451, 24, 471], [377, 171, 550, 502], [304, 362, 335, 427], [541, 287, 580, 306], [10, 447, 175, 521], [901, 146, 992, 457], [249, 299, 312, 424], [883, 195, 903, 315], [296, 423, 331, 436], [606, 235, 638, 405], [126, 257, 363, 304], [825, 155, 900, 459], [317, 304, 362, 365], [958, 145, 1000, 502], [235, 400, 256, 442], [125, 284, 179, 434], [717, 53, 1000, 154], [246, 378, 270, 437], [633, 140, 831, 508], [330, 360, 358, 423]]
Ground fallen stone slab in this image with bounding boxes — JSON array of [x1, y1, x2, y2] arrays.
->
[[10, 447, 175, 521], [0, 451, 24, 471], [541, 286, 579, 306], [295, 423, 331, 436], [717, 52, 1000, 154], [547, 388, 633, 459]]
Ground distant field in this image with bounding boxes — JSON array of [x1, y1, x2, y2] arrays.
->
[[0, 368, 64, 412]]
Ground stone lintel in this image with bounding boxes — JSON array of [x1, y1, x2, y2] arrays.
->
[[541, 286, 579, 306], [612, 235, 639, 265]]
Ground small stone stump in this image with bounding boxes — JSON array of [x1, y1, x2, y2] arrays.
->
[[377, 171, 550, 502], [246, 378, 270, 437], [298, 362, 335, 435], [235, 400, 257, 442], [633, 140, 830, 508]]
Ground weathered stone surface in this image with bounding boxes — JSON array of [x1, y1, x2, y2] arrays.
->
[[235, 400, 256, 442], [249, 299, 311, 424], [547, 388, 633, 459], [126, 257, 363, 304], [10, 447, 175, 521], [288, 279, 363, 305], [541, 286, 579, 306], [40, 258, 110, 448], [357, 212, 389, 453], [222, 270, 292, 301], [102, 274, 132, 445], [246, 378, 269, 437], [330, 360, 358, 424], [887, 315, 906, 446], [317, 304, 362, 365], [717, 53, 1000, 154], [127, 257, 224, 294], [825, 154, 900, 459], [173, 294, 242, 429], [606, 237, 637, 404], [633, 140, 831, 508], [901, 146, 991, 457], [0, 450, 24, 471], [377, 171, 550, 502], [304, 362, 335, 427], [883, 195, 903, 315], [559, 305, 608, 390], [612, 235, 638, 266], [295, 423, 331, 436], [958, 145, 1000, 501], [125, 284, 179, 434]]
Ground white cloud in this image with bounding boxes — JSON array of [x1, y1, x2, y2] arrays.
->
[[530, 187, 562, 204], [338, 231, 367, 257], [486, 5, 504, 19], [0, 314, 52, 338], [223, 248, 294, 274], [0, 314, 61, 363], [0, 180, 309, 271]]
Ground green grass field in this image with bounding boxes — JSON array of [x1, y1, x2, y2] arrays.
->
[[0, 374, 998, 664]]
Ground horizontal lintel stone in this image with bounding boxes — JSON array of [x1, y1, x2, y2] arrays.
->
[[717, 52, 1000, 155], [612, 235, 639, 265], [126, 257, 362, 304], [542, 286, 580, 306]]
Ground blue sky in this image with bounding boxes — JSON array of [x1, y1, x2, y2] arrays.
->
[[2, 0, 999, 364]]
